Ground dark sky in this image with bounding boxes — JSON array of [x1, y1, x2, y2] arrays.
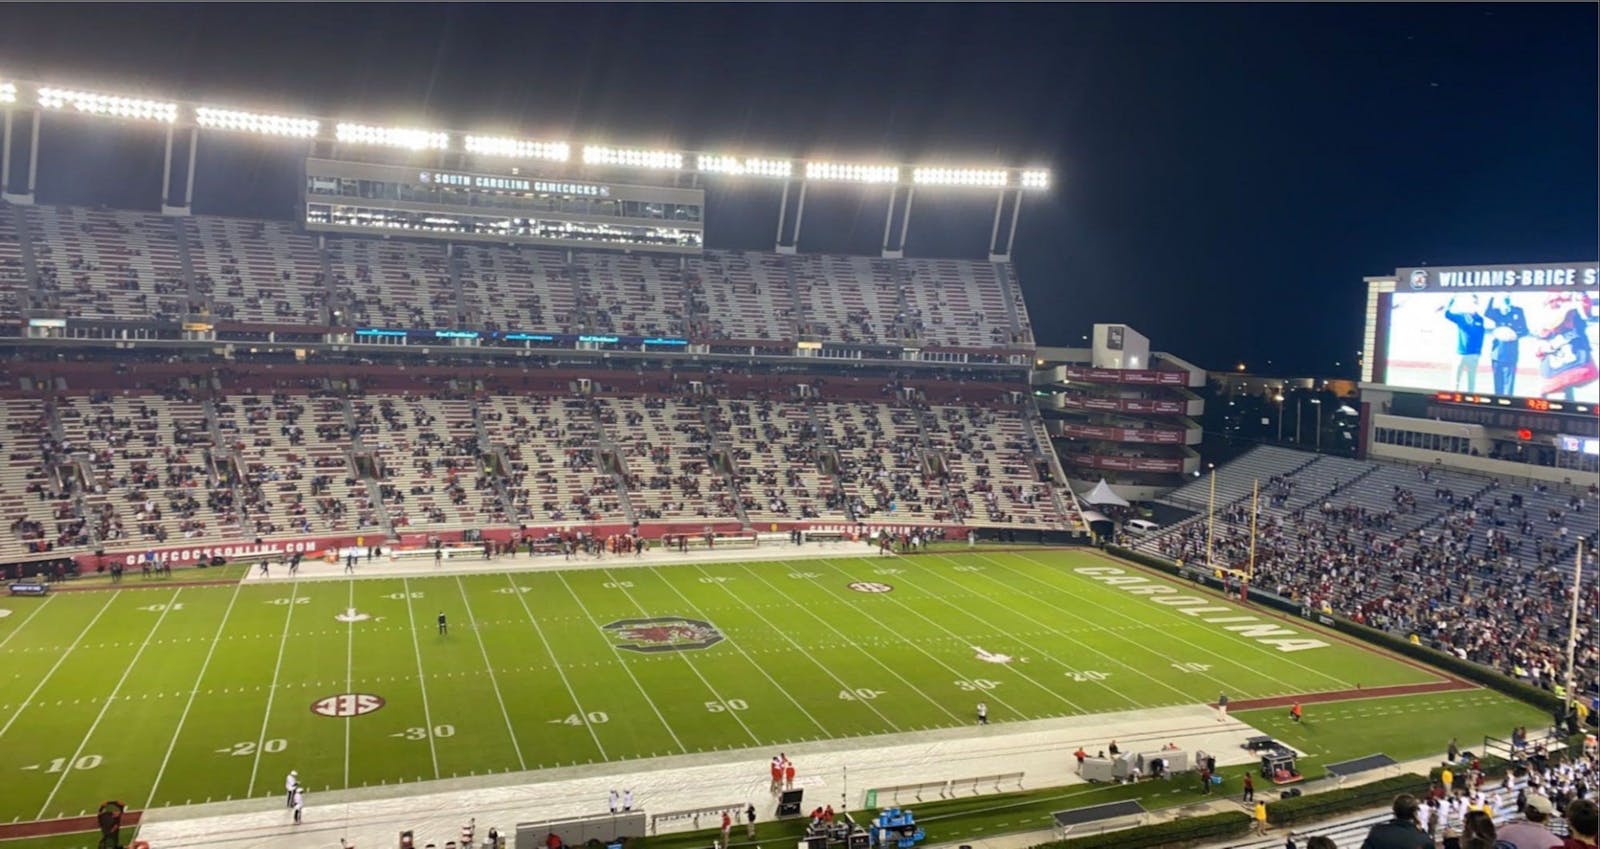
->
[[2, 3, 1596, 375]]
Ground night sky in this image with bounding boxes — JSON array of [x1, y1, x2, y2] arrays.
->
[[2, 3, 1595, 376]]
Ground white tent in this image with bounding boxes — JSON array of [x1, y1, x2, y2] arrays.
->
[[1081, 479, 1131, 508]]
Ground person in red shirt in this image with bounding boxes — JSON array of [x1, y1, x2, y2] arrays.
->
[[785, 761, 796, 790], [1290, 702, 1303, 723], [721, 811, 732, 848]]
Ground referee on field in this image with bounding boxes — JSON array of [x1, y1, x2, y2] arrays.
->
[[437, 611, 448, 635]]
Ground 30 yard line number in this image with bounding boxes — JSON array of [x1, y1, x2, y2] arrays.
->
[[401, 725, 456, 740]]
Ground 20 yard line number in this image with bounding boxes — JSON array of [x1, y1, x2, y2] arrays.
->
[[221, 739, 286, 757]]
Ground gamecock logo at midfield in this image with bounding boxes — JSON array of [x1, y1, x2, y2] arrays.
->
[[602, 616, 725, 654]]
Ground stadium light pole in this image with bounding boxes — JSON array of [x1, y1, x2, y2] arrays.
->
[[1274, 392, 1285, 443], [1204, 463, 1217, 569], [1310, 398, 1323, 453]]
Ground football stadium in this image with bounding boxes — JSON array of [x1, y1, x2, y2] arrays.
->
[[0, 38, 1596, 849]]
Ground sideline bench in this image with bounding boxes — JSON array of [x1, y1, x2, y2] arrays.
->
[[649, 803, 745, 834], [865, 771, 1024, 806]]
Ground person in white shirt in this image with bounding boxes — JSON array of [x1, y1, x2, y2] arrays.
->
[[609, 789, 620, 814], [292, 786, 305, 824], [285, 770, 298, 808], [623, 789, 633, 812]]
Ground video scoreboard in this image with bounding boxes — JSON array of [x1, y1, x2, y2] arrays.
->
[[303, 158, 705, 254], [1363, 261, 1599, 415]]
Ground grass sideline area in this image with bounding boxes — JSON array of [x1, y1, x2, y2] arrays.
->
[[0, 546, 1548, 845]]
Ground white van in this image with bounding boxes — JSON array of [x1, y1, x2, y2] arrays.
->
[[1125, 519, 1160, 536]]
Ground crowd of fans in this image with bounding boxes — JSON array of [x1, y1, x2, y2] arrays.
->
[[1153, 461, 1599, 702], [1, 380, 1074, 562]]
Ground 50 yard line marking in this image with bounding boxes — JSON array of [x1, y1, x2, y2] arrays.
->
[[0, 592, 118, 741], [455, 576, 525, 771], [37, 588, 185, 819], [145, 580, 247, 809], [402, 578, 441, 780], [246, 582, 299, 797], [594, 569, 764, 747], [683, 563, 897, 732]]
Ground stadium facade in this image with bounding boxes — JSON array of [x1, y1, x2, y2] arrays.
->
[[1030, 325, 1208, 503]]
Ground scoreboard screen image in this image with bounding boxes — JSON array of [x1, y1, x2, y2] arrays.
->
[[1381, 288, 1597, 401]]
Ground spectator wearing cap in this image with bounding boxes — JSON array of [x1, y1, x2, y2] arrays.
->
[[1359, 794, 1434, 849], [1495, 793, 1564, 849]]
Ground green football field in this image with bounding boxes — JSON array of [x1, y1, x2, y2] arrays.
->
[[0, 548, 1448, 825]]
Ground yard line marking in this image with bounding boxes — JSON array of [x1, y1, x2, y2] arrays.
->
[[343, 578, 355, 789], [595, 568, 764, 748], [735, 564, 964, 724], [919, 553, 1189, 706], [37, 588, 186, 819], [402, 578, 441, 780], [511, 573, 614, 759], [692, 563, 904, 732], [653, 566, 837, 735], [145, 579, 247, 809], [815, 559, 1079, 715], [246, 582, 299, 797], [794, 560, 1036, 720], [0, 592, 118, 741], [0, 593, 55, 652], [1011, 551, 1352, 689], [455, 576, 526, 771]]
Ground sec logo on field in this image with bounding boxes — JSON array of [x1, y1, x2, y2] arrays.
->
[[848, 582, 893, 593], [310, 693, 386, 717]]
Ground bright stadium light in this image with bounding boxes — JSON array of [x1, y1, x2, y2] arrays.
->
[[335, 122, 449, 151], [0, 82, 15, 105], [1019, 169, 1051, 190], [195, 107, 319, 139], [582, 145, 684, 169], [464, 135, 571, 162], [912, 167, 1009, 188], [696, 155, 792, 179], [37, 87, 177, 123], [805, 162, 899, 184]]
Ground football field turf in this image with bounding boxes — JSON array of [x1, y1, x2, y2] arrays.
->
[[0, 548, 1445, 825]]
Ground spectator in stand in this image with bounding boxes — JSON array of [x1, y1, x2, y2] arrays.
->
[[1495, 793, 1563, 849], [1565, 798, 1597, 849], [1359, 794, 1433, 849]]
